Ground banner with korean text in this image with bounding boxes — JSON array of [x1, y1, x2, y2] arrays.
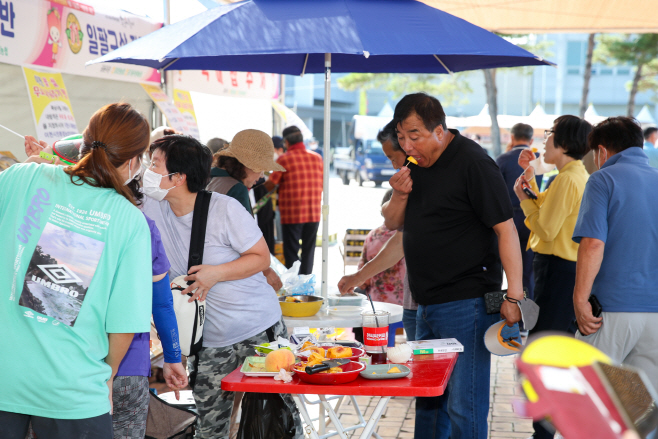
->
[[142, 84, 200, 140], [23, 66, 78, 144], [173, 89, 200, 140], [173, 70, 280, 100], [0, 0, 161, 84]]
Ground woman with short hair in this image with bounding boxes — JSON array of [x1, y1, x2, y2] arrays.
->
[[515, 115, 592, 336], [141, 134, 299, 439]]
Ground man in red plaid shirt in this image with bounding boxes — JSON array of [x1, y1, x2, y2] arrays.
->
[[265, 126, 323, 274]]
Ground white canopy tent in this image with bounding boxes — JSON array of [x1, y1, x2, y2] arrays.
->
[[420, 0, 658, 33], [636, 105, 657, 126]]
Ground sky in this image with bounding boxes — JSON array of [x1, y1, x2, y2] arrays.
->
[[86, 0, 209, 24]]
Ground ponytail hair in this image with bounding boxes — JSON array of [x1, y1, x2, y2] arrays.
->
[[65, 103, 150, 204]]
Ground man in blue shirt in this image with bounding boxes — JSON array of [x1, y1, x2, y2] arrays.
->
[[573, 117, 658, 395], [496, 123, 538, 298], [643, 126, 658, 168]]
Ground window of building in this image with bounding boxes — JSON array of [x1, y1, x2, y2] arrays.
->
[[567, 41, 585, 66]]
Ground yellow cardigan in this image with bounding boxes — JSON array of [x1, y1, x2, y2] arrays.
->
[[520, 160, 589, 262]]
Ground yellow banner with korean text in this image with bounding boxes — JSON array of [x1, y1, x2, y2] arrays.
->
[[141, 84, 200, 140], [173, 89, 200, 141], [22, 66, 78, 145]]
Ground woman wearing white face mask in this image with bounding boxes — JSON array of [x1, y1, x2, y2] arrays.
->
[[20, 106, 188, 439], [0, 103, 154, 439], [141, 135, 300, 439]]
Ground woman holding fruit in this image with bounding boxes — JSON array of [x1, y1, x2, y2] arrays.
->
[[514, 115, 591, 339]]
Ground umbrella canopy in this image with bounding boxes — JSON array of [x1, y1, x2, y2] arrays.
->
[[89, 0, 553, 299], [88, 0, 552, 73]]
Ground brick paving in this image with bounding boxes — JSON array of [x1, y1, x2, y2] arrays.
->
[[320, 354, 534, 439]]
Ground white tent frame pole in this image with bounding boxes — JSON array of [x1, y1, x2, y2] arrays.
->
[[321, 53, 331, 300]]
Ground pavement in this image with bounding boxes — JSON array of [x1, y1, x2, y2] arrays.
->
[[310, 352, 534, 439]]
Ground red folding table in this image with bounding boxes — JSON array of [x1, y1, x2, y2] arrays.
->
[[222, 353, 458, 439]]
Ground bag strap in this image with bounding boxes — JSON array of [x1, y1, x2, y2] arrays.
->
[[187, 190, 212, 273]]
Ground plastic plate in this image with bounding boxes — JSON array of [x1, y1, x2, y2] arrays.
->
[[297, 346, 365, 362], [240, 356, 295, 377], [360, 364, 411, 380], [328, 305, 365, 316], [294, 361, 366, 385]]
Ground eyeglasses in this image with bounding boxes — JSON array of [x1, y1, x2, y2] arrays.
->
[[544, 129, 555, 139]]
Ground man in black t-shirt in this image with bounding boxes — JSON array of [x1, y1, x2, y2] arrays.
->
[[383, 93, 524, 439]]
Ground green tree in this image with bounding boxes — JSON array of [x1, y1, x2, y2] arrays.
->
[[484, 34, 553, 156], [337, 72, 472, 108], [594, 33, 658, 116]]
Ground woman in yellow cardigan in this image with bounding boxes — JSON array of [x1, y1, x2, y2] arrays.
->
[[514, 115, 592, 335]]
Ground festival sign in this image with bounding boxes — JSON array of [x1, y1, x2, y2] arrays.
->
[[173, 70, 280, 100], [141, 84, 199, 139], [0, 0, 161, 84], [173, 89, 200, 140], [23, 66, 78, 145]]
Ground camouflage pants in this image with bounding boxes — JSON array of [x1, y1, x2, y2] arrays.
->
[[189, 318, 303, 439], [112, 375, 149, 439]]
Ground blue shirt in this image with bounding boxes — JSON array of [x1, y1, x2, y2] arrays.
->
[[572, 147, 658, 312], [643, 144, 658, 169]]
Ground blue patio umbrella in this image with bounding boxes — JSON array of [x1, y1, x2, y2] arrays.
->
[[89, 0, 553, 297]]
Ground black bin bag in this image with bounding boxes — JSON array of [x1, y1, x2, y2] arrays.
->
[[237, 393, 301, 439]]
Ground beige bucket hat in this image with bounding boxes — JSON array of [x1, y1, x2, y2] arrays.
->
[[217, 129, 286, 173]]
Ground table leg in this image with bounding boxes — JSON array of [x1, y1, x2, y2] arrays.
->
[[319, 395, 349, 439], [319, 402, 325, 435], [292, 394, 320, 439], [359, 396, 390, 439]]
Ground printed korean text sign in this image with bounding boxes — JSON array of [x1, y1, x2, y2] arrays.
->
[[23, 66, 78, 144], [0, 0, 161, 84], [174, 70, 280, 100], [141, 84, 191, 137], [173, 89, 200, 140]]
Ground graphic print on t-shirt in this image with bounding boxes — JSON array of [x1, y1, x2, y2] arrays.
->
[[20, 222, 105, 326]]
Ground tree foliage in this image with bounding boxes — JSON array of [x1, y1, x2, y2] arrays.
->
[[337, 72, 472, 108], [594, 34, 658, 115]]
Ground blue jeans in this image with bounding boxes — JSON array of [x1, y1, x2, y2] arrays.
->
[[414, 297, 498, 439], [402, 308, 418, 342]]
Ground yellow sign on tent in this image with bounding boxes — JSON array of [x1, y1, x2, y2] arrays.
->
[[23, 66, 78, 145], [173, 89, 200, 140]]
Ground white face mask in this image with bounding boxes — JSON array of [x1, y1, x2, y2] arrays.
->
[[597, 148, 608, 170], [143, 168, 176, 201], [123, 158, 142, 186]]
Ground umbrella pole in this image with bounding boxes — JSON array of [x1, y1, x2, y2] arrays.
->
[[321, 53, 331, 301]]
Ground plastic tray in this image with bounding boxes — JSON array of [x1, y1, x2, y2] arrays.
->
[[360, 364, 411, 380], [240, 356, 295, 377]]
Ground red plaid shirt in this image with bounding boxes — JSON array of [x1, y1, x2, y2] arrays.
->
[[269, 143, 323, 224]]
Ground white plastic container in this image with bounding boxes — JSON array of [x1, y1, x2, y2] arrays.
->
[[327, 293, 366, 307]]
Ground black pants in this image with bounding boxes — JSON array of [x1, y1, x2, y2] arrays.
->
[[0, 411, 113, 439], [530, 253, 577, 439], [520, 239, 535, 300], [282, 222, 319, 275], [530, 253, 577, 335]]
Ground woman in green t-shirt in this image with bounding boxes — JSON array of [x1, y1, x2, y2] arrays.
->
[[0, 103, 153, 439]]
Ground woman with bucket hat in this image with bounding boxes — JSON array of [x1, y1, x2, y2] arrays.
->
[[207, 129, 285, 213], [207, 129, 286, 291]]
